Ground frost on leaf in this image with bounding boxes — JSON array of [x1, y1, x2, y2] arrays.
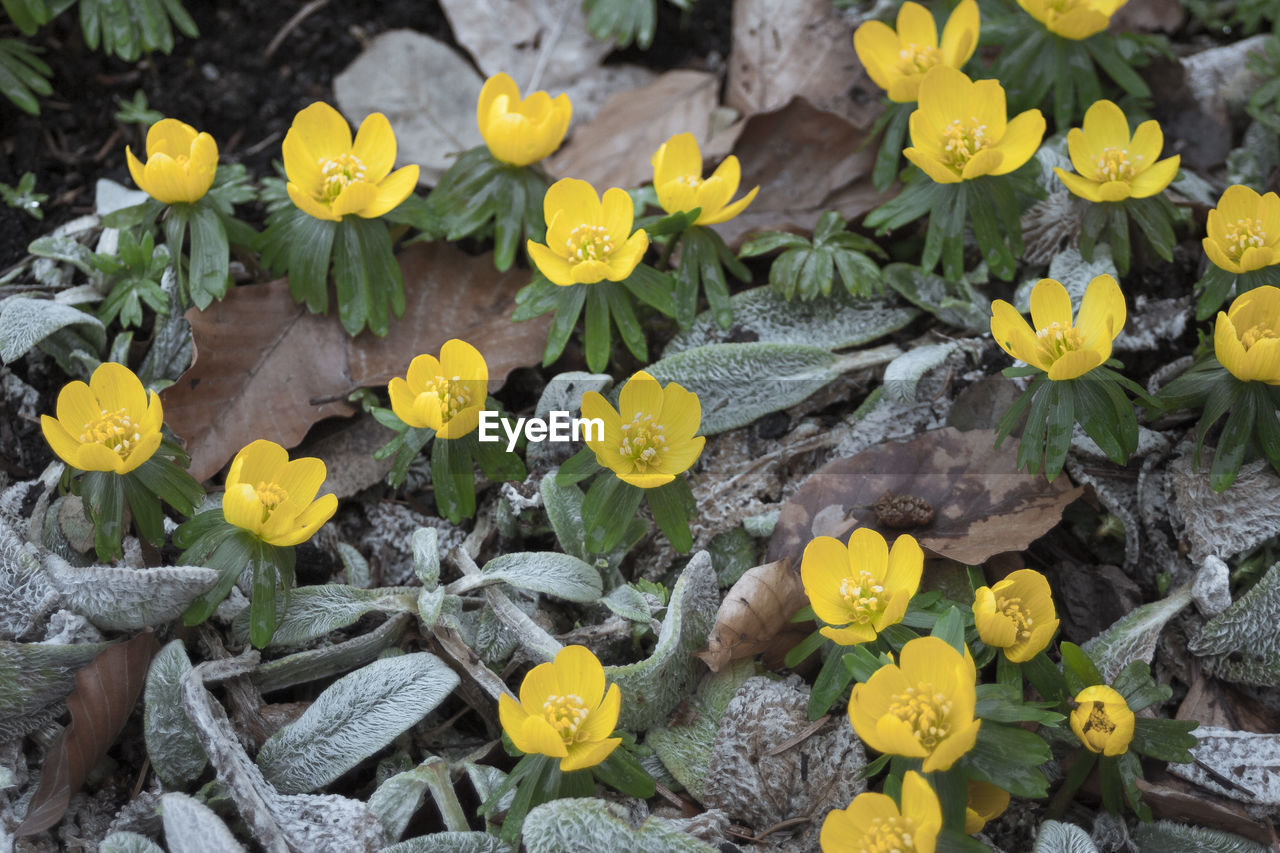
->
[[1172, 454, 1280, 565], [144, 640, 207, 787], [229, 584, 418, 649], [606, 551, 718, 730], [1081, 585, 1192, 683], [522, 798, 717, 853], [256, 653, 460, 794], [1032, 820, 1099, 853], [701, 674, 865, 850], [42, 554, 219, 632], [1190, 561, 1280, 686], [1133, 820, 1268, 853], [0, 639, 105, 742], [160, 792, 248, 853], [1167, 725, 1280, 806]]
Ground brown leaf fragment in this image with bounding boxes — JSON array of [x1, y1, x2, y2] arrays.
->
[[709, 98, 893, 248], [16, 630, 159, 836], [546, 70, 724, 190], [1109, 0, 1185, 33], [768, 427, 1084, 568], [726, 0, 881, 129], [163, 242, 551, 481], [1132, 770, 1276, 846], [697, 558, 805, 673]]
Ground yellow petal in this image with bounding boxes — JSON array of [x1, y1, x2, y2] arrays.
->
[[41, 415, 83, 468], [1216, 184, 1260, 223], [527, 240, 576, 286], [846, 527, 889, 578], [145, 154, 194, 204], [904, 147, 961, 184], [896, 1, 938, 48], [658, 435, 704, 476], [923, 718, 980, 771], [700, 184, 758, 226], [821, 623, 879, 645], [968, 78, 1008, 142], [330, 181, 379, 218], [853, 21, 900, 95], [222, 482, 267, 536], [440, 339, 489, 386], [351, 113, 397, 181], [940, 0, 980, 67], [572, 259, 613, 284], [76, 442, 128, 474], [544, 178, 602, 226], [477, 72, 520, 137], [520, 715, 568, 758], [1101, 184, 1135, 208], [618, 471, 675, 489], [282, 128, 324, 193], [600, 187, 636, 247], [802, 536, 857, 626], [577, 683, 621, 742], [1056, 168, 1104, 202], [227, 439, 288, 489], [498, 692, 531, 746], [619, 371, 664, 421], [1128, 119, 1164, 165], [652, 132, 702, 187], [267, 492, 337, 546], [90, 362, 147, 419], [554, 645, 606, 706], [1047, 349, 1103, 380], [1128, 155, 1179, 198], [1075, 273, 1125, 350], [1051, 6, 1111, 38], [363, 165, 420, 218], [1065, 128, 1095, 178], [883, 534, 923, 592], [1082, 100, 1130, 152], [1214, 312, 1249, 379], [146, 118, 197, 158], [1030, 279, 1073, 331], [990, 299, 1040, 368], [657, 381, 702, 442], [125, 146, 148, 195], [961, 147, 1004, 180], [901, 771, 944, 839], [561, 737, 621, 771], [287, 182, 340, 222], [990, 110, 1045, 175], [274, 456, 327, 507], [55, 380, 99, 433], [288, 102, 354, 161]]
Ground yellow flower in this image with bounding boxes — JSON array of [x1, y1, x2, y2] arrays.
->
[[1018, 0, 1127, 40], [125, 118, 218, 204], [854, 0, 980, 103], [283, 102, 420, 222], [990, 274, 1126, 380], [498, 645, 622, 772], [800, 529, 924, 646], [964, 780, 1010, 834], [848, 636, 982, 772], [1203, 185, 1280, 275], [222, 440, 338, 547], [972, 568, 1060, 663], [41, 362, 163, 475], [580, 371, 704, 489], [1053, 100, 1179, 203], [526, 178, 649, 286], [477, 72, 572, 167], [1070, 684, 1135, 756], [820, 771, 941, 853], [903, 66, 1044, 184], [1214, 285, 1280, 384], [650, 133, 758, 226], [387, 340, 489, 438]]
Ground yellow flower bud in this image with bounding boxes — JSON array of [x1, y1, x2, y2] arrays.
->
[[125, 118, 218, 204], [477, 72, 571, 167], [1214, 285, 1280, 385], [1070, 684, 1135, 756]]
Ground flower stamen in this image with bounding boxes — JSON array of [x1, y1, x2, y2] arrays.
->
[[79, 408, 141, 461], [1092, 146, 1139, 183], [941, 117, 991, 172], [887, 683, 954, 751], [1224, 217, 1268, 262], [318, 152, 368, 201], [1034, 321, 1085, 364], [565, 224, 614, 263], [863, 814, 921, 852], [618, 412, 666, 471], [839, 570, 887, 625], [542, 693, 591, 742], [897, 42, 941, 75], [416, 376, 474, 425]]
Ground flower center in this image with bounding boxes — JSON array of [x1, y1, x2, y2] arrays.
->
[[996, 594, 1035, 642], [839, 570, 886, 625], [1085, 701, 1116, 736], [941, 118, 991, 172], [565, 224, 614, 263], [1035, 321, 1085, 364], [862, 815, 920, 852], [619, 412, 666, 471], [319, 153, 367, 202], [254, 481, 288, 509], [1241, 321, 1278, 351], [1092, 147, 1139, 183], [675, 174, 703, 189], [417, 376, 474, 425], [542, 693, 591, 742], [897, 42, 940, 75], [887, 683, 953, 752], [1224, 217, 1267, 261], [79, 408, 142, 461]]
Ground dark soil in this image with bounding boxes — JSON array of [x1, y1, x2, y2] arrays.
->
[[0, 0, 733, 270]]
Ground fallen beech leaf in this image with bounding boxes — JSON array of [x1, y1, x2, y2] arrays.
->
[[710, 98, 893, 248], [547, 70, 724, 190], [1176, 674, 1280, 734], [768, 427, 1084, 567], [697, 558, 805, 673], [16, 630, 159, 836], [162, 242, 551, 481], [726, 0, 881, 129], [1131, 771, 1274, 846]]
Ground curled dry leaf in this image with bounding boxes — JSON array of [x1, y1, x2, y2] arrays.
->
[[16, 629, 159, 836], [1130, 772, 1274, 846], [767, 427, 1084, 567], [162, 242, 551, 481], [547, 70, 727, 190], [696, 558, 806, 673]]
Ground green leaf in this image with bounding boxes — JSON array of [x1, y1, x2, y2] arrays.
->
[[80, 470, 125, 562], [593, 747, 656, 799], [1044, 380, 1076, 481], [1211, 389, 1256, 491], [809, 647, 857, 720], [1060, 641, 1104, 692], [249, 550, 279, 649], [583, 0, 657, 49], [554, 446, 601, 487], [1111, 660, 1170, 712], [1130, 717, 1198, 764], [881, 262, 989, 332], [120, 471, 164, 547], [646, 478, 695, 552], [974, 683, 1064, 725], [738, 231, 809, 257], [962, 721, 1051, 798], [332, 215, 404, 337], [132, 455, 203, 516], [257, 205, 337, 314], [930, 606, 966, 653], [542, 284, 587, 366], [1086, 35, 1151, 98], [621, 263, 675, 316], [185, 199, 229, 309], [583, 474, 645, 554], [873, 103, 912, 191], [584, 283, 612, 372], [603, 281, 647, 362], [1083, 585, 1191, 683], [431, 436, 475, 523], [182, 529, 257, 626]]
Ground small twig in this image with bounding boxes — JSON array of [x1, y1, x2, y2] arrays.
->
[[432, 624, 514, 703], [243, 131, 284, 157], [653, 781, 686, 811], [750, 816, 810, 842], [264, 0, 331, 60], [765, 715, 829, 756], [526, 0, 577, 93], [449, 544, 561, 661]]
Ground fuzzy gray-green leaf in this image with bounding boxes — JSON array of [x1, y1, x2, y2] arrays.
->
[[1082, 585, 1192, 683], [145, 639, 207, 787], [1133, 820, 1267, 853], [522, 798, 717, 853], [231, 584, 418, 649], [0, 295, 106, 364], [452, 552, 602, 603], [1033, 820, 1099, 853], [256, 653, 460, 794], [1190, 561, 1280, 685]]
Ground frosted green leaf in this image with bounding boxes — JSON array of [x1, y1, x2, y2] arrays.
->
[[523, 798, 717, 853], [256, 653, 460, 794], [607, 551, 718, 730], [250, 612, 411, 695], [644, 342, 841, 435], [534, 371, 613, 419], [414, 527, 441, 589], [99, 833, 166, 853], [0, 639, 107, 741], [0, 296, 106, 364], [601, 584, 652, 623], [1033, 820, 1099, 853], [882, 342, 964, 403], [1133, 820, 1267, 853], [230, 584, 417, 649], [540, 471, 587, 560], [1082, 585, 1191, 682], [382, 833, 512, 853], [160, 792, 248, 853], [449, 552, 602, 603], [1166, 725, 1280, 806], [1191, 561, 1280, 685], [664, 286, 917, 355], [647, 659, 756, 800], [368, 760, 440, 843], [43, 554, 219, 631], [337, 542, 371, 588], [145, 640, 207, 787]]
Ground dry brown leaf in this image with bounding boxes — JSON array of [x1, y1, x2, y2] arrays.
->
[[546, 70, 723, 190], [1109, 0, 1184, 33], [709, 97, 892, 248], [16, 630, 159, 836], [696, 558, 805, 673], [767, 427, 1084, 567], [1176, 673, 1279, 735], [1132, 772, 1274, 845], [726, 0, 881, 129], [162, 242, 551, 481]]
